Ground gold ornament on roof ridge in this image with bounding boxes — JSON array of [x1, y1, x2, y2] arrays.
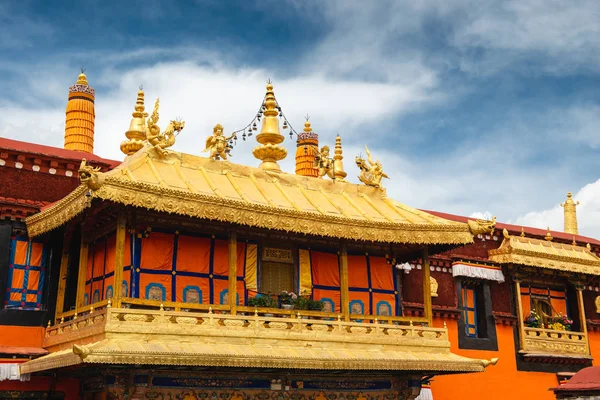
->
[[467, 216, 496, 236], [203, 124, 236, 160], [355, 146, 389, 188], [121, 88, 149, 156], [145, 98, 185, 157], [333, 135, 347, 181], [561, 191, 580, 235], [520, 227, 526, 237], [252, 82, 287, 171], [78, 159, 104, 191], [545, 227, 553, 241]]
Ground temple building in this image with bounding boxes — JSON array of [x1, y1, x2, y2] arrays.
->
[[0, 71, 599, 400]]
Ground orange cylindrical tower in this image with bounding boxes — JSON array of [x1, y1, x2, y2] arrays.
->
[[64, 72, 95, 153], [295, 120, 319, 177]]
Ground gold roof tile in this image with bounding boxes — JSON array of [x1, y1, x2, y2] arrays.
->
[[489, 233, 600, 275], [26, 145, 473, 244]]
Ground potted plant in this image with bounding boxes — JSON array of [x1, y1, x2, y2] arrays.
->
[[248, 295, 277, 309], [524, 310, 541, 328], [279, 290, 297, 310], [556, 314, 573, 331]]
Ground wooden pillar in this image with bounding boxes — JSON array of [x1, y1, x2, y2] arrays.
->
[[112, 211, 127, 309], [514, 278, 526, 350], [340, 243, 350, 321], [576, 286, 589, 353], [422, 248, 433, 326], [75, 236, 89, 310], [228, 231, 237, 315], [54, 243, 70, 321]]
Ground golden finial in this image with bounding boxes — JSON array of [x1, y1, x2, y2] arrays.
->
[[503, 228, 510, 239], [47, 320, 51, 328], [572, 236, 577, 246], [60, 317, 64, 324], [304, 119, 312, 133], [545, 227, 553, 241], [121, 88, 149, 156], [561, 192, 580, 235], [520, 227, 526, 237], [333, 135, 348, 181], [587, 243, 592, 251], [443, 321, 447, 329], [76, 72, 88, 86], [252, 81, 287, 171], [107, 299, 112, 308], [159, 303, 164, 311], [90, 305, 95, 313]]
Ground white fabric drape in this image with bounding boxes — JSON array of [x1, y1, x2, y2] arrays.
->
[[452, 262, 505, 283], [0, 363, 30, 381], [415, 387, 433, 400]]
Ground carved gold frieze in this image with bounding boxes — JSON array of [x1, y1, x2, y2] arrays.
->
[[25, 307, 497, 375], [521, 327, 589, 356]]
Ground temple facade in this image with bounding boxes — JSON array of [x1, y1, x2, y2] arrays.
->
[[0, 71, 597, 400]]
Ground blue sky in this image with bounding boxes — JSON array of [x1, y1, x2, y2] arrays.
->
[[1, 0, 600, 236]]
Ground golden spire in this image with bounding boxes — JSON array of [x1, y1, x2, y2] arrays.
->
[[572, 236, 577, 246], [252, 82, 287, 171], [561, 192, 580, 235], [333, 135, 347, 181], [520, 227, 526, 237], [120, 88, 148, 156], [295, 119, 319, 177], [545, 227, 553, 241], [64, 71, 96, 153]]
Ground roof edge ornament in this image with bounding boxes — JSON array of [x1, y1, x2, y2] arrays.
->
[[467, 216, 497, 236], [78, 159, 104, 191], [355, 146, 389, 188]]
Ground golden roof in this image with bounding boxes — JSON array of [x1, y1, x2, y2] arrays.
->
[[488, 230, 600, 275], [20, 308, 495, 374], [26, 144, 473, 244]]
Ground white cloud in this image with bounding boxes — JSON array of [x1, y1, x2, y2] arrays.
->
[[513, 179, 600, 238]]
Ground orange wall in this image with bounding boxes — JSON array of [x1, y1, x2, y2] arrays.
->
[[588, 330, 600, 365], [430, 318, 558, 400], [0, 326, 44, 347]]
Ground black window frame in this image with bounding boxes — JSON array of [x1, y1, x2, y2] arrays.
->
[[456, 278, 498, 351]]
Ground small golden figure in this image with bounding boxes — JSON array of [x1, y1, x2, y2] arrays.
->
[[203, 124, 236, 160], [146, 98, 185, 156], [314, 145, 334, 179], [355, 146, 389, 188]]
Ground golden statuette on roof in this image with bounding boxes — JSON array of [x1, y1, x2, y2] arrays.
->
[[203, 124, 236, 160], [146, 98, 185, 157], [78, 159, 104, 191], [467, 216, 497, 236], [314, 145, 334, 179], [355, 146, 389, 188]]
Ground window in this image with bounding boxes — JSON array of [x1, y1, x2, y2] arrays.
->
[[260, 262, 294, 294], [461, 287, 479, 338], [5, 238, 46, 310], [457, 280, 498, 351]]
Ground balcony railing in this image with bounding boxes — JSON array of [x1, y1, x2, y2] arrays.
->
[[521, 326, 589, 357], [45, 303, 449, 352]]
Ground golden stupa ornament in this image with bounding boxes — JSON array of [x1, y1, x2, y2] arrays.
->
[[145, 98, 185, 157], [561, 192, 580, 235], [355, 146, 389, 188], [252, 82, 287, 171], [545, 227, 553, 241], [120, 88, 149, 156], [333, 135, 347, 181], [203, 124, 236, 160]]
